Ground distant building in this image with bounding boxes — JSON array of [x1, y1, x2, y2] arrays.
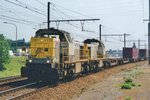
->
[[107, 49, 122, 58], [9, 38, 30, 54]]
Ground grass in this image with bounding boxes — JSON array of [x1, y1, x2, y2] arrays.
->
[[0, 56, 26, 78], [120, 67, 144, 90], [129, 68, 144, 79], [124, 96, 132, 100]]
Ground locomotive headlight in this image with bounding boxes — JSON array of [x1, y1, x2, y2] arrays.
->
[[29, 60, 32, 63], [47, 60, 50, 63]]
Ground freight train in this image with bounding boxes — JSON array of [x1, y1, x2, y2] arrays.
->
[[21, 28, 147, 82]]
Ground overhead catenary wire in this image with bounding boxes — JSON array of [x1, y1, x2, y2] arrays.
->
[[4, 0, 46, 16], [0, 1, 47, 27], [1, 0, 145, 41], [51, 4, 72, 19], [0, 17, 29, 24], [1, 1, 98, 31], [0, 15, 39, 24], [51, 3, 94, 19], [15, 0, 45, 12], [0, 3, 45, 21], [34, 0, 46, 6]]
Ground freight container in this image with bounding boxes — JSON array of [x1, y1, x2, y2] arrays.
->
[[139, 49, 148, 60], [123, 47, 139, 59]]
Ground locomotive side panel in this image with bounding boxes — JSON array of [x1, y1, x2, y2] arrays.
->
[[90, 43, 98, 59], [74, 43, 80, 61], [68, 43, 75, 62], [75, 63, 82, 73]]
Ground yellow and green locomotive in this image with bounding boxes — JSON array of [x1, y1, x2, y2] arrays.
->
[[21, 28, 106, 82]]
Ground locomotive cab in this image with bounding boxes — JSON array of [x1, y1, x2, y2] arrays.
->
[[83, 38, 106, 59]]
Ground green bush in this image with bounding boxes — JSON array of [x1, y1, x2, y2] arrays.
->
[[0, 34, 10, 70], [121, 77, 137, 89], [121, 83, 132, 89]]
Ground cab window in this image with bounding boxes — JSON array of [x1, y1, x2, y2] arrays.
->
[[44, 48, 48, 52]]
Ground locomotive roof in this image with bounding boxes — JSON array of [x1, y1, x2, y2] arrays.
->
[[84, 38, 105, 47], [35, 28, 72, 42]]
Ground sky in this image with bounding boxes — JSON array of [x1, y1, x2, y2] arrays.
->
[[0, 0, 149, 50]]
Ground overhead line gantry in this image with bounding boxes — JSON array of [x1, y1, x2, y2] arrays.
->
[[46, 2, 100, 31], [101, 33, 130, 48]]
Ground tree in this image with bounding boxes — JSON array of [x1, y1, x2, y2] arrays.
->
[[0, 34, 10, 70]]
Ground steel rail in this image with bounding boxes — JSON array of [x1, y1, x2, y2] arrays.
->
[[0, 82, 37, 96], [0, 76, 21, 82]]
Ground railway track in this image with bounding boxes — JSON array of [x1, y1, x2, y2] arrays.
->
[[0, 79, 31, 92], [9, 85, 49, 100], [0, 61, 146, 100], [0, 76, 27, 85], [2, 67, 116, 100], [0, 81, 49, 100]]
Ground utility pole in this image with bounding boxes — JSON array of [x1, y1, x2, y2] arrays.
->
[[148, 0, 150, 64], [143, 0, 150, 64], [47, 2, 51, 29], [138, 39, 140, 49], [123, 33, 133, 48], [124, 33, 126, 48], [99, 24, 102, 41]]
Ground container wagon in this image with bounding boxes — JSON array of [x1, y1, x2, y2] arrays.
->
[[139, 49, 148, 60], [123, 47, 139, 62]]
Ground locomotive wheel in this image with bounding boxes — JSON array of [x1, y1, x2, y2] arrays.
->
[[93, 61, 99, 72]]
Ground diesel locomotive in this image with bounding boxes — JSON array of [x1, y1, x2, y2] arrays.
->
[[21, 28, 106, 82]]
